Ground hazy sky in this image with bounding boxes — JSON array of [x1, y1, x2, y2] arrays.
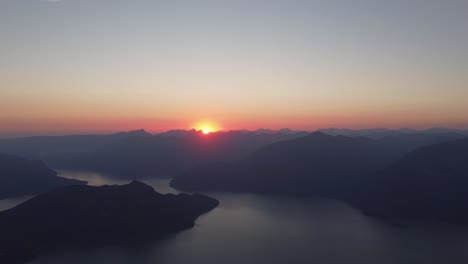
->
[[1, 0, 467, 135]]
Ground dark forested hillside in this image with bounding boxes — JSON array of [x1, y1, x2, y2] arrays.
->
[[353, 138, 468, 223], [171, 132, 393, 198], [0, 153, 85, 199], [0, 181, 219, 263]]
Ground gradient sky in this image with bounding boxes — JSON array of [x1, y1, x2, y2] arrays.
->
[[1, 0, 467, 135]]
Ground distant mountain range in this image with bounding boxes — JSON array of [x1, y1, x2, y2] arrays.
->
[[0, 128, 465, 179], [0, 129, 307, 178], [318, 127, 468, 139], [0, 181, 219, 263], [2, 128, 468, 224], [0, 153, 86, 199]]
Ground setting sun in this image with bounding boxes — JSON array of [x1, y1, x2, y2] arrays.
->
[[193, 120, 221, 134]]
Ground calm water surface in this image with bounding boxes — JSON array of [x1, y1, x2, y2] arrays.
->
[[2, 171, 468, 264]]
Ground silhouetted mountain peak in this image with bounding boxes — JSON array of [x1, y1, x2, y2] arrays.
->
[[308, 131, 331, 138], [125, 180, 155, 192], [297, 131, 341, 143], [128, 179, 146, 185], [161, 129, 200, 137], [111, 129, 152, 138], [101, 180, 162, 199], [278, 128, 293, 134], [254, 128, 275, 134], [127, 129, 151, 136]]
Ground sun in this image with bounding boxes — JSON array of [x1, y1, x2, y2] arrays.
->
[[193, 120, 220, 134]]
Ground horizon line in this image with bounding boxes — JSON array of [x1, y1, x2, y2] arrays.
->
[[1, 126, 468, 139]]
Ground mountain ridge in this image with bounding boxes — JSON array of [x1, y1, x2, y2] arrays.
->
[[0, 181, 219, 263], [0, 153, 86, 199]]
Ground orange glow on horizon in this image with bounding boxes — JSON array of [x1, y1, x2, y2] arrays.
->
[[2, 113, 468, 136], [193, 120, 221, 134]]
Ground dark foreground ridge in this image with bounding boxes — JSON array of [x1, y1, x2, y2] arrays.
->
[[0, 181, 219, 263], [0, 153, 86, 199], [353, 138, 468, 224]]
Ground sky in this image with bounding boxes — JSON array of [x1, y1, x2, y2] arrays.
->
[[1, 0, 467, 135]]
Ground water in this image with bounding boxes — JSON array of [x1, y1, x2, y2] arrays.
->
[[2, 171, 468, 263]]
